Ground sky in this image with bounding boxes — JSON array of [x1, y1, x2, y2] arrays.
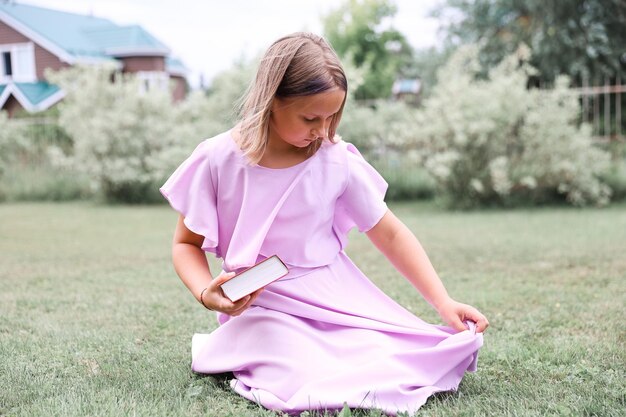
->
[[18, 0, 445, 88]]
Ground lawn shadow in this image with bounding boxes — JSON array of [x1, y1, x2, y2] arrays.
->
[[192, 371, 234, 388]]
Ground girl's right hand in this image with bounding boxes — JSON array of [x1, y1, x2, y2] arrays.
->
[[201, 271, 263, 316]]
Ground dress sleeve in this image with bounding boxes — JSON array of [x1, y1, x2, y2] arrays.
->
[[159, 141, 219, 254], [333, 142, 388, 244]]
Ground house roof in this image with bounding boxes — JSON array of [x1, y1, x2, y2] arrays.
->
[[0, 2, 171, 64], [0, 3, 188, 113], [392, 79, 422, 95], [166, 57, 188, 77], [0, 81, 64, 112]]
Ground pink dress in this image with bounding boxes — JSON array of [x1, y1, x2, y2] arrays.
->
[[160, 130, 483, 415]]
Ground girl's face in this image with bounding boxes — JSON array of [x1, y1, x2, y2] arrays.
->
[[269, 89, 345, 150]]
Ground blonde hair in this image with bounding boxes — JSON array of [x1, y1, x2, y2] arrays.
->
[[237, 32, 348, 164]]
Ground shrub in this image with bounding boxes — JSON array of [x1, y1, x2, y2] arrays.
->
[[413, 45, 612, 208], [47, 65, 179, 203], [372, 157, 436, 200], [0, 112, 27, 201], [46, 61, 258, 204], [339, 100, 436, 200], [600, 159, 626, 201], [0, 112, 89, 202], [0, 112, 26, 175], [164, 60, 256, 171], [340, 100, 419, 152], [0, 160, 90, 202]]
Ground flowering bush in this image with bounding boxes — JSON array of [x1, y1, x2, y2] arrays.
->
[[340, 100, 419, 152], [47, 65, 181, 202], [339, 99, 435, 200], [46, 62, 255, 203], [412, 45, 612, 208], [33, 46, 612, 207], [167, 61, 255, 163]]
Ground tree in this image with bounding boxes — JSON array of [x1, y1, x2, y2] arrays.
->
[[435, 0, 626, 84], [323, 0, 414, 99]]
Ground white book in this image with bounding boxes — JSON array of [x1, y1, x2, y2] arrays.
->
[[220, 255, 289, 302]]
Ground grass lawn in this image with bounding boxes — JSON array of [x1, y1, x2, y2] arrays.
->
[[1, 201, 624, 416]]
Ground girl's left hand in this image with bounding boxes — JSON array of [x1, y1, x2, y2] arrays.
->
[[436, 299, 490, 333]]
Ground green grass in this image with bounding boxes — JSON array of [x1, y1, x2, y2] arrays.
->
[[1, 201, 624, 416]]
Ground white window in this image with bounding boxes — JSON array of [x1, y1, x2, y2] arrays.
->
[[0, 42, 36, 83], [136, 71, 169, 93]]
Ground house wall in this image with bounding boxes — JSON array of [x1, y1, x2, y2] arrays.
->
[[35, 44, 68, 79], [0, 20, 28, 43], [3, 94, 23, 117], [170, 75, 187, 102], [1, 20, 187, 113], [0, 20, 68, 79], [121, 56, 165, 72]]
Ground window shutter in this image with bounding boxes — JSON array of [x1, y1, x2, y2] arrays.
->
[[14, 43, 36, 82]]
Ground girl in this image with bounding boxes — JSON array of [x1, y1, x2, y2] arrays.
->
[[161, 32, 488, 416]]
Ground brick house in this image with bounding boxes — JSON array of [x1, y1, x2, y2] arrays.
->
[[391, 78, 421, 106], [0, 2, 188, 117]]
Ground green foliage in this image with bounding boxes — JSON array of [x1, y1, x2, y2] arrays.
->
[[372, 158, 436, 201], [413, 45, 612, 208], [405, 46, 454, 99], [0, 159, 90, 202], [338, 99, 437, 200], [340, 100, 419, 151], [0, 115, 21, 201], [0, 112, 91, 202], [173, 59, 256, 148], [338, 403, 352, 416], [436, 0, 626, 82], [600, 158, 626, 201], [323, 0, 414, 99], [44, 61, 254, 204], [46, 65, 178, 203], [2, 47, 617, 208], [0, 112, 27, 184]]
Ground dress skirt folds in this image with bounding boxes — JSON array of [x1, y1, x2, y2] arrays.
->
[[160, 130, 483, 416]]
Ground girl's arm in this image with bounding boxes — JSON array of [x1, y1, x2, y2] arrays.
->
[[366, 210, 489, 333], [171, 215, 262, 315]]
